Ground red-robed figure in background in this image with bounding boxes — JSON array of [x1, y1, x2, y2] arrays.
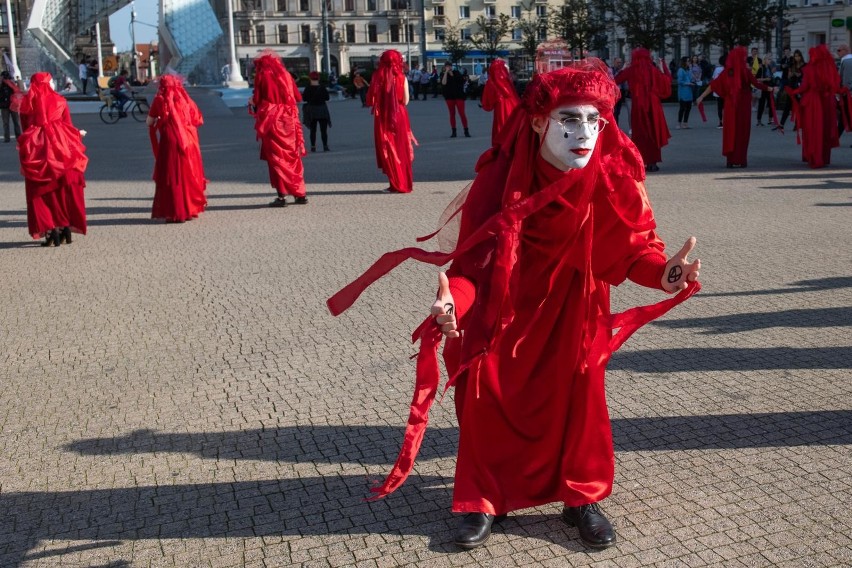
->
[[697, 47, 774, 168], [480, 59, 520, 146], [251, 53, 307, 207], [146, 75, 208, 223], [613, 47, 671, 172], [18, 72, 88, 247], [367, 50, 416, 193], [787, 45, 843, 169], [328, 61, 701, 551]]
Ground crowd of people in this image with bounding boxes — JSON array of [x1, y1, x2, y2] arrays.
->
[[10, 42, 851, 552]]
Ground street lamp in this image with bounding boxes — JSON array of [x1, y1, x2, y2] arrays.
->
[[321, 0, 331, 75], [226, 0, 246, 86]]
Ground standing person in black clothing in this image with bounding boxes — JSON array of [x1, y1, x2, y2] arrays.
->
[[774, 49, 805, 131], [302, 71, 332, 152], [0, 71, 22, 142], [441, 62, 470, 138]]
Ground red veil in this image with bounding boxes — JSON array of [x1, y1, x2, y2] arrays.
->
[[612, 48, 671, 165], [251, 53, 306, 197], [787, 44, 841, 168], [367, 50, 417, 193], [480, 59, 520, 146], [18, 72, 88, 238], [329, 60, 699, 507], [149, 74, 208, 221]]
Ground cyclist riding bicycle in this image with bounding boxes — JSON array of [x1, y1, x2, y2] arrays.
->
[[110, 69, 132, 116]]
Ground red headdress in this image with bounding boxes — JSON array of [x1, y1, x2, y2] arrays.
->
[[720, 46, 751, 95], [150, 74, 203, 153], [327, 60, 699, 500], [253, 52, 301, 105], [806, 44, 841, 94], [485, 59, 516, 102], [367, 50, 405, 124]]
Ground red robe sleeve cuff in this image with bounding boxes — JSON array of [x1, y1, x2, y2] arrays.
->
[[627, 253, 667, 291], [448, 276, 476, 320]]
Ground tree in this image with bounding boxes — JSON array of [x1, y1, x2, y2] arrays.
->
[[468, 14, 513, 62], [442, 21, 470, 64], [679, 0, 779, 50], [516, 5, 546, 60], [549, 0, 606, 58], [609, 0, 674, 53]]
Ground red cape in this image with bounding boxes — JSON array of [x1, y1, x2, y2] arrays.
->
[[18, 75, 88, 238], [251, 60, 306, 197], [480, 60, 520, 146], [613, 55, 671, 164], [149, 79, 208, 221], [787, 46, 841, 168]]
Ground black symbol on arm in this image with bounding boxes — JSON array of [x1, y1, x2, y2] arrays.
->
[[667, 265, 683, 284]]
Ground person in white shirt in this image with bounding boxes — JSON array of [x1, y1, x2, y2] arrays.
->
[[78, 57, 89, 94]]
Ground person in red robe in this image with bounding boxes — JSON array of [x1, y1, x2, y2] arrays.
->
[[697, 47, 775, 168], [251, 53, 307, 207], [17, 72, 88, 246], [367, 50, 416, 193], [786, 44, 842, 169], [328, 60, 701, 550], [613, 47, 671, 172], [480, 59, 520, 146], [146, 75, 208, 222]]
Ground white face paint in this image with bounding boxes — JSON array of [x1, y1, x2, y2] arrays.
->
[[536, 104, 605, 171]]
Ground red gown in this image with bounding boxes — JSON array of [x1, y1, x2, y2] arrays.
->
[[252, 56, 306, 198], [18, 73, 87, 239], [328, 62, 699, 515], [149, 78, 207, 222], [481, 60, 520, 146], [787, 45, 841, 169], [613, 48, 671, 165], [368, 50, 416, 193], [708, 47, 772, 167]]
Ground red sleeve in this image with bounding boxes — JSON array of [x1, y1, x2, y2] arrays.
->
[[447, 275, 476, 320], [148, 95, 163, 119], [627, 252, 667, 290], [481, 81, 496, 111]]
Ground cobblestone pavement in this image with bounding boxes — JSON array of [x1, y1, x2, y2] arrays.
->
[[0, 93, 850, 568]]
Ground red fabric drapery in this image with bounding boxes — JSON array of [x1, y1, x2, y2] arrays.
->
[[481, 59, 520, 147]]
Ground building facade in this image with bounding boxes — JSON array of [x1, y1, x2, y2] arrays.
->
[[788, 0, 852, 54]]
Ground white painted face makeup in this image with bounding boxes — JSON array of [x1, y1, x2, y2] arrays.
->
[[535, 104, 605, 171]]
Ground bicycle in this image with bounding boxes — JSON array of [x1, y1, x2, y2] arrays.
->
[[98, 89, 149, 124]]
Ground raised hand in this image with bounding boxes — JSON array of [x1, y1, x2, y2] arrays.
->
[[662, 237, 701, 293], [430, 272, 459, 338]]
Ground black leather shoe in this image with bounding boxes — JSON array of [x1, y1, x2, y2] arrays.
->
[[562, 503, 616, 549], [453, 513, 507, 550]]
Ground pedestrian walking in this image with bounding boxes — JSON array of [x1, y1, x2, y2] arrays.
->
[[146, 75, 208, 223], [301, 71, 332, 152], [441, 62, 470, 138], [697, 46, 775, 168], [17, 72, 88, 246], [480, 59, 519, 146], [250, 53, 307, 207], [676, 57, 695, 128], [367, 50, 416, 193], [0, 71, 22, 142], [353, 71, 369, 107], [613, 48, 671, 172], [328, 59, 700, 552], [418, 66, 430, 100]]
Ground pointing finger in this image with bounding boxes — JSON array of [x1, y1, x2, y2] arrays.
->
[[676, 236, 697, 260]]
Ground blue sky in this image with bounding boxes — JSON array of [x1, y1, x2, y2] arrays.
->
[[109, 0, 159, 51]]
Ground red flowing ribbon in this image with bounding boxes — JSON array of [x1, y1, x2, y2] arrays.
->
[[697, 101, 707, 122]]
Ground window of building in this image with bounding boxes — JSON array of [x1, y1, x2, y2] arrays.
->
[[277, 0, 287, 11], [433, 5, 444, 16], [408, 24, 415, 42], [512, 28, 522, 40], [391, 0, 408, 8], [256, 25, 265, 44], [510, 5, 521, 18], [327, 24, 334, 41], [368, 24, 378, 43], [535, 5, 546, 17], [366, 0, 377, 11], [434, 28, 445, 41], [301, 24, 311, 43], [390, 24, 400, 42], [0, 5, 17, 34], [278, 24, 289, 43], [344, 0, 354, 10], [345, 24, 355, 42], [537, 25, 546, 40], [485, 5, 496, 17], [240, 27, 250, 44], [459, 5, 470, 19], [299, 0, 310, 11], [461, 28, 472, 40]]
